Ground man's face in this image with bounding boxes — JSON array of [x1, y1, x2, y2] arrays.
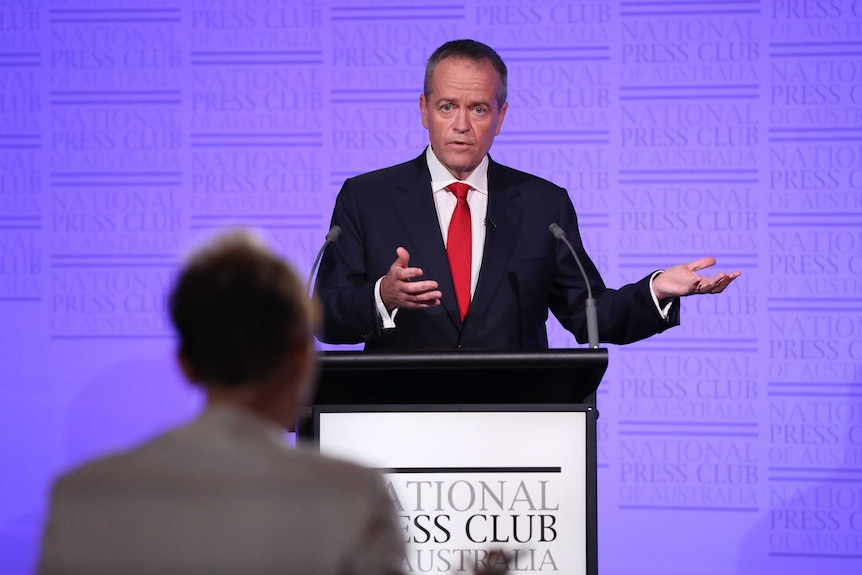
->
[[420, 57, 508, 180]]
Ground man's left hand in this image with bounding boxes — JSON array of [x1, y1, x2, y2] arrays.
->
[[652, 257, 741, 300]]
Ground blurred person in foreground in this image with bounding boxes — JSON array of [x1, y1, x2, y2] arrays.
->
[[36, 230, 405, 575]]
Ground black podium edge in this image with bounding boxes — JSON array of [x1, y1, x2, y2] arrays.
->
[[317, 348, 609, 370]]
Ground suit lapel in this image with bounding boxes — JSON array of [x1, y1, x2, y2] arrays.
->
[[393, 155, 462, 329], [468, 159, 522, 322]]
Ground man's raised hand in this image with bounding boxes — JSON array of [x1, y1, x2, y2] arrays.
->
[[379, 247, 442, 312], [652, 257, 741, 300]]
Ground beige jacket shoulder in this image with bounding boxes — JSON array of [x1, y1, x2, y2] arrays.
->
[[37, 407, 405, 575]]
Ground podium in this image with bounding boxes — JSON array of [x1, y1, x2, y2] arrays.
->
[[299, 349, 607, 575]]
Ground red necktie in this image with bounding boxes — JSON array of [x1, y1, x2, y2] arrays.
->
[[446, 182, 471, 320]]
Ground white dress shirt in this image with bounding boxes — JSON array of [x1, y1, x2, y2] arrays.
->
[[428, 146, 488, 298]]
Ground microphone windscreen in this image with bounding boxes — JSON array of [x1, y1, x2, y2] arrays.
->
[[325, 225, 342, 242], [549, 223, 566, 240]]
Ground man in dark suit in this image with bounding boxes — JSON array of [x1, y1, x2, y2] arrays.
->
[[316, 40, 739, 350]]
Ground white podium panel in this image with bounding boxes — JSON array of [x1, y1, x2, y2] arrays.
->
[[317, 406, 591, 575]]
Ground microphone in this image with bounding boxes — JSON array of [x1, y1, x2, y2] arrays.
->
[[549, 223, 599, 349], [306, 225, 342, 298], [484, 217, 497, 229]]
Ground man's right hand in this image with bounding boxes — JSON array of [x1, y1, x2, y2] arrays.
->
[[379, 247, 442, 312]]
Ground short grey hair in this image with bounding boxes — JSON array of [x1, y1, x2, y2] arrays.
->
[[423, 39, 508, 108]]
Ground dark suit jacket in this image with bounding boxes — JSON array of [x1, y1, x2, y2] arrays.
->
[[316, 152, 679, 350]]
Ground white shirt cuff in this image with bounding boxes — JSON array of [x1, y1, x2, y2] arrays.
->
[[649, 270, 674, 321], [374, 276, 398, 329]]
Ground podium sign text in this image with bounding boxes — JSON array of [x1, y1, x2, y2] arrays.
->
[[317, 407, 592, 574]]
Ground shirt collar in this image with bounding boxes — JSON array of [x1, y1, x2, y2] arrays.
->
[[425, 146, 489, 196]]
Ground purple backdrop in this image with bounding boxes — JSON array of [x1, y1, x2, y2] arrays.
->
[[1, 1, 861, 573]]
